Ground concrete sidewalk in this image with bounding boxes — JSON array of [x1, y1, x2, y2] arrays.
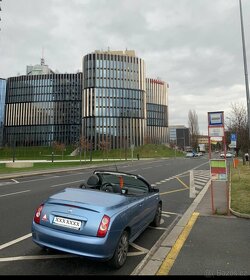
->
[[133, 179, 250, 276]]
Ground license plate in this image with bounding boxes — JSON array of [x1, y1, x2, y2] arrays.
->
[[53, 216, 81, 230]]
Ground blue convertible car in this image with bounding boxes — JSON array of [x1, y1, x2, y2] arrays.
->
[[32, 170, 162, 268]]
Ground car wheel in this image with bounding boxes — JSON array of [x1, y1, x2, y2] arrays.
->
[[151, 203, 162, 227], [108, 230, 129, 269]]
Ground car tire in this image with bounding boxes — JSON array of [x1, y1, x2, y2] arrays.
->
[[151, 203, 162, 227], [108, 230, 129, 269]]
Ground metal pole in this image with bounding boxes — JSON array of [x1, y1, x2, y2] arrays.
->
[[189, 169, 196, 198], [239, 0, 250, 154]]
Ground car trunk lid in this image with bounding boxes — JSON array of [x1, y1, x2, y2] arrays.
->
[[39, 188, 127, 236]]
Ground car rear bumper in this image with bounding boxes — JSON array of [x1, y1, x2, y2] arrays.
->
[[32, 222, 119, 260]]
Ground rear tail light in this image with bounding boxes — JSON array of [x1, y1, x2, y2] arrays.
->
[[97, 215, 110, 237], [34, 204, 44, 224]]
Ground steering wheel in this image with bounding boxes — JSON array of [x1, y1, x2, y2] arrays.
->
[[101, 183, 114, 192]]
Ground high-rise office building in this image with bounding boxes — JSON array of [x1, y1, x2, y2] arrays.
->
[[82, 50, 146, 150], [4, 72, 82, 146], [0, 78, 6, 147], [146, 78, 168, 144], [3, 50, 169, 149], [169, 125, 190, 150]]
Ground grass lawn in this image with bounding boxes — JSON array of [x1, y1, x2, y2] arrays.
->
[[0, 160, 126, 174], [230, 162, 250, 215]]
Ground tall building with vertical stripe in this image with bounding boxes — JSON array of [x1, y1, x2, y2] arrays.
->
[[82, 50, 146, 150], [3, 50, 169, 149], [146, 78, 168, 144]]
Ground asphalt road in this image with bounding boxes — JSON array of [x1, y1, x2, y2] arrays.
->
[[0, 157, 210, 275]]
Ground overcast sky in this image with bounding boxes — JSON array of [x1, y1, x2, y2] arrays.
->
[[1, 0, 250, 135]]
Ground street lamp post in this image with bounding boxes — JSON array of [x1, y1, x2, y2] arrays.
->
[[239, 0, 250, 155]]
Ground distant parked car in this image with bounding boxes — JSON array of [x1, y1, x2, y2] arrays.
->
[[186, 152, 195, 158], [220, 152, 234, 158]]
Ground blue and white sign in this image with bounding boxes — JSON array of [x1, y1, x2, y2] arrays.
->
[[230, 133, 237, 148], [208, 111, 224, 126], [231, 134, 236, 141]]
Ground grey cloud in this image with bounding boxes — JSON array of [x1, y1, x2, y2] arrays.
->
[[1, 0, 250, 134]]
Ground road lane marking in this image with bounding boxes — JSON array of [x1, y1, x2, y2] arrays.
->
[[5, 171, 91, 185], [0, 247, 149, 262], [162, 211, 181, 216], [0, 254, 77, 262], [0, 190, 30, 198], [156, 212, 199, 275], [128, 243, 149, 256], [0, 233, 32, 250], [0, 236, 149, 260], [174, 177, 189, 189], [0, 182, 13, 186], [160, 180, 167, 183], [50, 180, 85, 188], [131, 215, 180, 275], [176, 174, 189, 178], [160, 188, 188, 195], [11, 179, 19, 183]]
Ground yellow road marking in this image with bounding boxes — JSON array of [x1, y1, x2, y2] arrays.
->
[[174, 176, 189, 189], [156, 212, 200, 275], [160, 188, 188, 195]]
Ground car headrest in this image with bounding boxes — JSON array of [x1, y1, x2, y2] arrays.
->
[[86, 175, 99, 186]]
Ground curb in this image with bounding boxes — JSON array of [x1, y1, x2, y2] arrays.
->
[[0, 162, 128, 180], [131, 179, 212, 275]]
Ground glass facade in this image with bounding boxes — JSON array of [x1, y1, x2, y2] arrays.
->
[[0, 78, 7, 147], [169, 126, 190, 150], [3, 73, 82, 146], [145, 78, 168, 144], [82, 51, 146, 150], [3, 50, 169, 149], [176, 128, 190, 150]]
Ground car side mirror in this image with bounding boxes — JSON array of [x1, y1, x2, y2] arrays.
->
[[121, 188, 128, 195]]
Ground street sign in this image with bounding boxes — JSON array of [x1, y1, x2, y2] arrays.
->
[[231, 134, 236, 141], [210, 159, 227, 181], [208, 127, 224, 137], [230, 133, 237, 148], [208, 111, 224, 126]]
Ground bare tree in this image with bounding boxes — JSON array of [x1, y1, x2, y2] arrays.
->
[[52, 141, 66, 160], [188, 109, 200, 151], [99, 137, 111, 161], [225, 102, 248, 154], [76, 136, 91, 162]]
